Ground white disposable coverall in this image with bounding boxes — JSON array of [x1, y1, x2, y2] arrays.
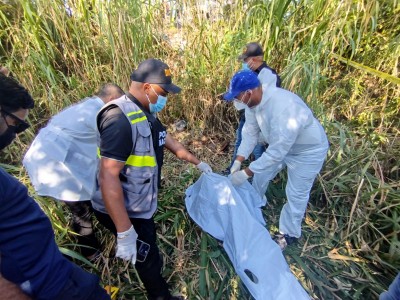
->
[[185, 174, 310, 300], [23, 96, 104, 201], [234, 68, 278, 111], [257, 67, 279, 88], [237, 86, 329, 238]]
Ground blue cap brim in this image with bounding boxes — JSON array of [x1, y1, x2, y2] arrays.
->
[[222, 91, 236, 101]]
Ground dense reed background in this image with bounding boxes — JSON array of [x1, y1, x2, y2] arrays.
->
[[0, 0, 399, 299]]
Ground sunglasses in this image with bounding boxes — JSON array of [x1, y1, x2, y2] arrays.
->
[[1, 108, 30, 133]]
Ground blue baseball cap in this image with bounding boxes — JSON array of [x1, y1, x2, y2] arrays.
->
[[223, 70, 260, 101]]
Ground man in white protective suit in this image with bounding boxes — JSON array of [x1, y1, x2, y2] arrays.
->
[[23, 83, 125, 259], [223, 70, 329, 250]]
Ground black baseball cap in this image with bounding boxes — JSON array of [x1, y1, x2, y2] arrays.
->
[[238, 42, 264, 61], [130, 59, 181, 94]]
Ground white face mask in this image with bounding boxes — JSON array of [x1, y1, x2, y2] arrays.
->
[[233, 99, 247, 110]]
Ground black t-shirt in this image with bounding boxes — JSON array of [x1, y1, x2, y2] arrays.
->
[[97, 104, 133, 161], [125, 94, 167, 186], [124, 94, 166, 169], [97, 95, 167, 186]]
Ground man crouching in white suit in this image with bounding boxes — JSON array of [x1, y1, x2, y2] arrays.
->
[[223, 70, 329, 250]]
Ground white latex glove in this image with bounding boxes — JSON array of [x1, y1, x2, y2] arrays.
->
[[230, 160, 241, 174], [116, 225, 138, 264], [230, 169, 250, 185], [196, 161, 212, 174]]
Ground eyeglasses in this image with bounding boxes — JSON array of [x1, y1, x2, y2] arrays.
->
[[235, 90, 251, 105], [1, 108, 30, 133], [150, 85, 168, 97]]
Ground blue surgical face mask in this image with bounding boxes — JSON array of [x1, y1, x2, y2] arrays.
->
[[150, 95, 167, 113], [147, 86, 168, 113], [242, 62, 250, 70]]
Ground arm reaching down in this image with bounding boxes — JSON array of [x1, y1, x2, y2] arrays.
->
[[99, 157, 131, 232], [165, 133, 212, 173], [99, 157, 138, 264]]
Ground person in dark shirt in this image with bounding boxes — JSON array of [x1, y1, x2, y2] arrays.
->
[[239, 42, 281, 86], [92, 59, 212, 300], [0, 73, 110, 300]]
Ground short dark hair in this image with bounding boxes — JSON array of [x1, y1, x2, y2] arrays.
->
[[0, 74, 34, 112], [95, 83, 124, 99]]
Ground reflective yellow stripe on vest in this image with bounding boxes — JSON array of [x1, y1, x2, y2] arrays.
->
[[126, 155, 157, 167], [127, 110, 147, 125], [125, 110, 155, 167], [97, 148, 155, 167]]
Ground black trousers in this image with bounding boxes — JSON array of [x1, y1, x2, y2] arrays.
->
[[94, 210, 171, 300], [64, 201, 101, 257]]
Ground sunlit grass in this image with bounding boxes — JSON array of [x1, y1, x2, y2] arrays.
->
[[0, 0, 399, 298]]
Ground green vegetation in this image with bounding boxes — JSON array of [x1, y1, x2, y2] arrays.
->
[[1, 0, 399, 299]]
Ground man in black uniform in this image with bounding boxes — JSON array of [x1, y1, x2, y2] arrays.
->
[[92, 59, 212, 300]]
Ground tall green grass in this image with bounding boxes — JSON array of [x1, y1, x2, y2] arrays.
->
[[0, 0, 399, 298]]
